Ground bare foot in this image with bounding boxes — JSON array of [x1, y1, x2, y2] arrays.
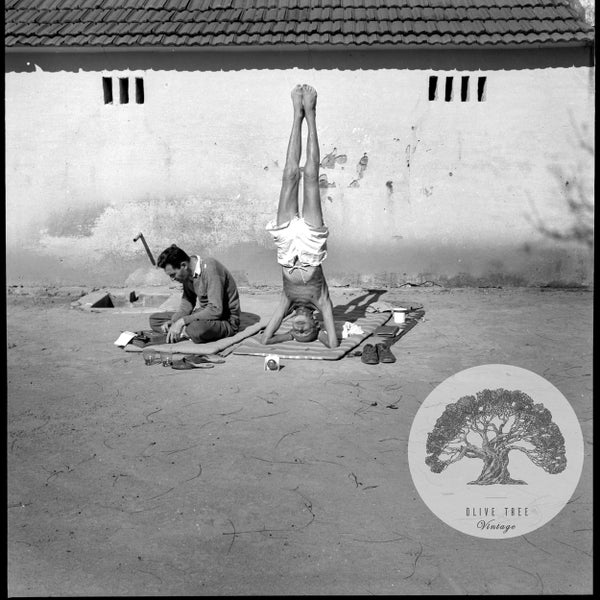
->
[[291, 84, 304, 115], [301, 84, 317, 112]]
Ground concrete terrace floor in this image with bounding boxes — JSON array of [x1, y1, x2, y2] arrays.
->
[[6, 285, 593, 596]]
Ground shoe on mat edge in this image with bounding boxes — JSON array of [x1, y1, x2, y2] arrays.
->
[[361, 343, 379, 365], [376, 343, 396, 364]]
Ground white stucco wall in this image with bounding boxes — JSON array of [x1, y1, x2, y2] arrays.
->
[[5, 51, 594, 286]]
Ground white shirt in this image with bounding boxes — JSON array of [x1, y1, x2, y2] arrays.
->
[[191, 255, 202, 278]]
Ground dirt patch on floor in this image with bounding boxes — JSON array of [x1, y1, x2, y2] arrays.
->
[[7, 286, 593, 595]]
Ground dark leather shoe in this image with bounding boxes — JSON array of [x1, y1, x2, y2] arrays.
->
[[172, 358, 215, 370], [361, 343, 379, 364], [376, 343, 396, 363]]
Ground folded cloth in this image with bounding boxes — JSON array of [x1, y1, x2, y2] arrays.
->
[[374, 324, 400, 337], [366, 301, 395, 313], [341, 321, 365, 339]]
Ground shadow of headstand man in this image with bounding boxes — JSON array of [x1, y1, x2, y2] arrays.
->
[[262, 84, 340, 349], [332, 289, 387, 321]]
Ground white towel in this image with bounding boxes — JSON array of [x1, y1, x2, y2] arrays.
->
[[341, 321, 365, 339]]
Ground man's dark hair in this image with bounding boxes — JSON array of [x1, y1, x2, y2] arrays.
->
[[156, 244, 190, 269]]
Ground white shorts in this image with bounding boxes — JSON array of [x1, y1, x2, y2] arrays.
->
[[266, 216, 329, 268]]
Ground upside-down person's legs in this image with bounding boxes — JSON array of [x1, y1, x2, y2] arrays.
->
[[301, 85, 324, 228], [276, 85, 305, 227]]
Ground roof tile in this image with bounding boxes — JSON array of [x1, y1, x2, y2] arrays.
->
[[366, 20, 379, 35], [95, 34, 117, 44], [185, 22, 207, 34], [154, 21, 182, 34], [482, 20, 502, 35], [388, 20, 402, 36], [34, 10, 62, 23], [60, 22, 88, 35], [16, 0, 39, 8], [68, 9, 88, 21], [166, 0, 190, 9], [18, 9, 38, 22], [272, 20, 287, 34], [5, 22, 22, 35], [135, 22, 158, 34]]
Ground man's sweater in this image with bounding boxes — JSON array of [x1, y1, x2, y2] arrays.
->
[[171, 257, 241, 331]]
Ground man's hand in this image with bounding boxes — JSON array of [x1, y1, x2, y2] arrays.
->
[[160, 322, 171, 334], [166, 318, 186, 343], [318, 329, 330, 347]]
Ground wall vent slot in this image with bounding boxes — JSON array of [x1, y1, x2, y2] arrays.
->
[[428, 75, 438, 101], [478, 76, 487, 102], [461, 76, 470, 101], [135, 77, 145, 104], [444, 76, 453, 102], [102, 77, 113, 104], [119, 77, 129, 104]]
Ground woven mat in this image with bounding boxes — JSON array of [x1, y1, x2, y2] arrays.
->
[[124, 312, 268, 355], [232, 311, 393, 360]]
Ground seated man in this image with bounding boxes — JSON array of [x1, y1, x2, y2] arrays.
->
[[262, 84, 339, 349], [150, 244, 240, 344]]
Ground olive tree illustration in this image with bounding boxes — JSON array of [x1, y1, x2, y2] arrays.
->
[[425, 389, 567, 485]]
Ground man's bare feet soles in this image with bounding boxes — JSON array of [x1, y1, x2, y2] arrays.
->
[[291, 84, 304, 114], [301, 84, 317, 111]]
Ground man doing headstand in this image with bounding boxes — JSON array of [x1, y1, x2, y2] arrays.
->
[[262, 84, 339, 348]]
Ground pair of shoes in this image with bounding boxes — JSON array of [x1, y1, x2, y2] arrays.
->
[[360, 343, 396, 364]]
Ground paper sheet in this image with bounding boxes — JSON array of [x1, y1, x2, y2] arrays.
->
[[113, 331, 137, 347]]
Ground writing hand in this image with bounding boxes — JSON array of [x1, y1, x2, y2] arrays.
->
[[166, 318, 185, 343]]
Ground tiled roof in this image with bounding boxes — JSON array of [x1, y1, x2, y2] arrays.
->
[[4, 0, 594, 49]]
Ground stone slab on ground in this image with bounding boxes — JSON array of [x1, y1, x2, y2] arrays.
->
[[72, 286, 181, 312]]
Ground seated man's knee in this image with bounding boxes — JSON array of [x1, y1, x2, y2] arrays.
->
[[149, 312, 169, 332], [185, 320, 212, 343]]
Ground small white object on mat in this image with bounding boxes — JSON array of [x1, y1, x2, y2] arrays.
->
[[264, 354, 280, 371], [341, 321, 365, 339], [393, 310, 406, 324]]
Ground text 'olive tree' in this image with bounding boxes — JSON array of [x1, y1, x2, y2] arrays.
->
[[425, 389, 567, 485]]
